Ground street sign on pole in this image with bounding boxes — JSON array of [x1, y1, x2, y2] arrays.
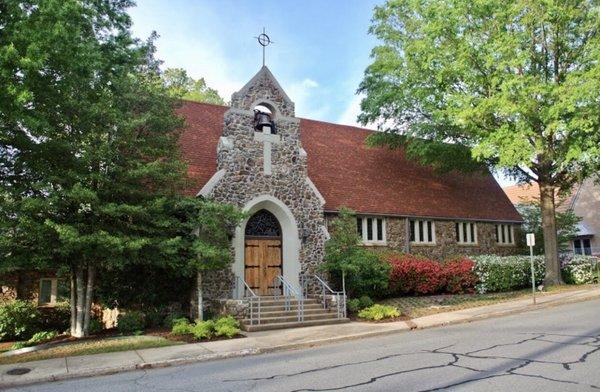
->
[[527, 233, 536, 304]]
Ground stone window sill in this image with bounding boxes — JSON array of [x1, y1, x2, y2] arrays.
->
[[410, 242, 437, 247]]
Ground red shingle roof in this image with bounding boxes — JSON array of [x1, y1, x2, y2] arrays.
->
[[177, 101, 522, 223]]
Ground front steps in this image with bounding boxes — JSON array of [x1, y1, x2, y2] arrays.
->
[[241, 296, 349, 332]]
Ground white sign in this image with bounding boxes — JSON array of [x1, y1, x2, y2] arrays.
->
[[526, 233, 535, 247]]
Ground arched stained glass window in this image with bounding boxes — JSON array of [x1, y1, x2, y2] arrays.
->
[[245, 209, 281, 237]]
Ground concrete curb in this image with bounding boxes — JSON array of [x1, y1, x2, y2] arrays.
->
[[2, 290, 600, 389]]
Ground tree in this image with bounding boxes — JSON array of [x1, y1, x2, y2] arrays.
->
[[163, 68, 225, 105], [358, 0, 600, 284], [0, 0, 240, 336], [321, 208, 390, 297], [187, 200, 245, 320], [518, 202, 581, 255], [322, 208, 362, 293]]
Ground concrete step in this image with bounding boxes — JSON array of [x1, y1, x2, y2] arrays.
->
[[242, 312, 342, 325], [258, 308, 334, 318], [249, 303, 325, 312], [242, 317, 350, 332], [249, 299, 320, 307]]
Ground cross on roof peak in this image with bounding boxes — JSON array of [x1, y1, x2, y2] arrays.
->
[[254, 28, 273, 67]]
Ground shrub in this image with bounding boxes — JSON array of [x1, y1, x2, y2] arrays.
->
[[89, 318, 104, 335], [171, 318, 193, 335], [562, 256, 599, 284], [358, 304, 401, 321], [117, 311, 146, 334], [38, 302, 70, 333], [471, 255, 545, 293], [347, 299, 361, 313], [333, 250, 390, 297], [214, 316, 240, 338], [442, 258, 478, 294], [192, 320, 215, 340], [387, 254, 446, 295], [163, 311, 186, 329], [0, 300, 40, 341], [348, 295, 375, 313]]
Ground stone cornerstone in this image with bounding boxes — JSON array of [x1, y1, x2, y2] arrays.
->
[[196, 66, 328, 311]]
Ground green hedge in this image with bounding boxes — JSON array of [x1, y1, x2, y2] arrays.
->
[[471, 255, 545, 293]]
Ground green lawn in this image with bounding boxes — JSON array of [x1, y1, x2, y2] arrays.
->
[[0, 335, 182, 365], [380, 284, 599, 319]]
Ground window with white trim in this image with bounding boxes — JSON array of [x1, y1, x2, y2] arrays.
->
[[410, 220, 435, 244], [495, 224, 515, 245], [38, 278, 57, 306], [356, 217, 386, 244], [455, 222, 477, 244]]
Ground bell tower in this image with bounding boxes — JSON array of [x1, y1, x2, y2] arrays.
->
[[198, 66, 328, 303]]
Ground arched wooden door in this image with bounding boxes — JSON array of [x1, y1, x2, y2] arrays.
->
[[244, 209, 282, 295]]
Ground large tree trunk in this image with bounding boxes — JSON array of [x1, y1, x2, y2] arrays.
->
[[70, 271, 77, 336], [83, 266, 96, 335], [539, 182, 562, 285], [70, 265, 95, 338], [196, 272, 203, 321], [74, 267, 85, 337]]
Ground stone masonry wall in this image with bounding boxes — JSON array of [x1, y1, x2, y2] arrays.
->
[[200, 68, 327, 305], [326, 215, 520, 260]]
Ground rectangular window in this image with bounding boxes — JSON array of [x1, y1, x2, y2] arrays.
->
[[456, 222, 477, 244], [496, 224, 515, 245], [410, 220, 435, 244], [575, 239, 592, 255], [38, 278, 57, 306], [357, 216, 386, 244]]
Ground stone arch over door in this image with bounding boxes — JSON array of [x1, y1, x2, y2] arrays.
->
[[233, 195, 301, 295]]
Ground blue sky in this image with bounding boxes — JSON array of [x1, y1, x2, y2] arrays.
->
[[129, 0, 380, 127], [129, 0, 514, 186]]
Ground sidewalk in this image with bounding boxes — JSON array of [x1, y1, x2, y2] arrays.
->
[[2, 287, 600, 388]]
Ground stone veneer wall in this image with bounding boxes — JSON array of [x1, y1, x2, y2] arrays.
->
[[199, 68, 327, 309], [0, 271, 58, 305], [326, 215, 521, 259]]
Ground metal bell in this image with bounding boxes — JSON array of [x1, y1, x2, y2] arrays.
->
[[254, 110, 273, 131]]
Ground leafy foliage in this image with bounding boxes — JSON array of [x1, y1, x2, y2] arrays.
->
[[163, 68, 225, 105], [170, 316, 240, 340], [388, 254, 446, 295], [359, 0, 600, 282], [347, 295, 374, 313], [171, 318, 193, 335], [518, 202, 581, 253], [322, 208, 390, 296], [0, 300, 40, 341], [11, 330, 58, 350], [0, 0, 243, 335], [358, 304, 401, 321], [117, 311, 146, 335], [443, 258, 478, 294]]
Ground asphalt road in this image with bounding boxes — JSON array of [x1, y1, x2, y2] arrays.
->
[[7, 298, 600, 391]]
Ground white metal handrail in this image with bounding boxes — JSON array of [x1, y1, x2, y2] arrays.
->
[[271, 275, 304, 322], [235, 277, 261, 325], [301, 274, 347, 319]]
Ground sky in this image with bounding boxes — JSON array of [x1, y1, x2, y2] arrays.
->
[[128, 0, 514, 186], [129, 0, 379, 127]]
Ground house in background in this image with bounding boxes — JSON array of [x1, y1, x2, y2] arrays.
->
[[503, 179, 600, 256]]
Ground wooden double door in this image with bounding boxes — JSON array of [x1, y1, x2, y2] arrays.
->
[[244, 237, 282, 295]]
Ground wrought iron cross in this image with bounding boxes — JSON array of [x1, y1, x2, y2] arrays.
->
[[255, 28, 272, 67]]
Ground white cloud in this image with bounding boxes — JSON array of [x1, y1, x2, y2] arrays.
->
[[287, 78, 329, 119], [337, 94, 376, 129]]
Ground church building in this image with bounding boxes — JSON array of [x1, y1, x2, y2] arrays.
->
[[178, 66, 523, 329]]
